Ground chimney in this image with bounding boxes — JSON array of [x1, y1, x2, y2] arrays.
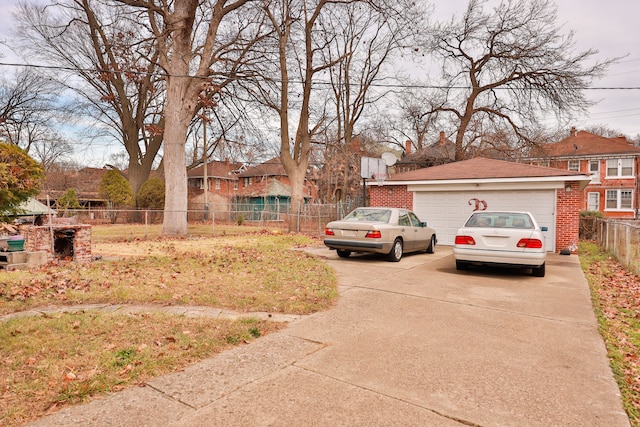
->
[[570, 127, 577, 137], [439, 131, 446, 146], [405, 140, 412, 155], [225, 157, 230, 165], [351, 137, 362, 153]]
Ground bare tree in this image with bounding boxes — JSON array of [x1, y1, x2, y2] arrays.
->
[[423, 0, 616, 160], [106, 0, 264, 235], [16, 1, 165, 195], [245, 0, 406, 227], [0, 68, 72, 166], [322, 1, 423, 202], [248, 0, 341, 229], [386, 90, 443, 154]]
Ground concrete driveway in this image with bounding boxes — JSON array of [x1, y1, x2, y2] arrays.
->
[[30, 246, 629, 426]]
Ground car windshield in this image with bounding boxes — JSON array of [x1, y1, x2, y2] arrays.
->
[[465, 213, 533, 229], [343, 208, 391, 223]]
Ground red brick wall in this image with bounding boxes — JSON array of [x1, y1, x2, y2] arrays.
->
[[553, 158, 638, 219], [556, 181, 582, 253], [369, 185, 412, 209], [23, 225, 92, 262]]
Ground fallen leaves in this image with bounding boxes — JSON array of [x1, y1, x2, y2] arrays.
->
[[582, 242, 640, 423]]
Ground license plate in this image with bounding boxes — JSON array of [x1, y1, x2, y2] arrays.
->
[[342, 230, 358, 237]]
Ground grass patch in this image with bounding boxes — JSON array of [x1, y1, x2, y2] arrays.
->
[[579, 241, 640, 425], [90, 223, 265, 242], [0, 232, 337, 316], [0, 230, 337, 425], [0, 311, 285, 426]]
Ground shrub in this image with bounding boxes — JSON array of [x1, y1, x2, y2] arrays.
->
[[136, 178, 165, 209], [0, 143, 44, 219], [99, 170, 133, 223], [580, 210, 605, 218], [56, 188, 82, 217]]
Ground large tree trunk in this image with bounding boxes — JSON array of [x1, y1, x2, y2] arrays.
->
[[161, 75, 194, 235], [285, 165, 308, 230]]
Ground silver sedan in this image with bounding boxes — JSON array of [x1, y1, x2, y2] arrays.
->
[[453, 211, 547, 277], [324, 207, 437, 262]]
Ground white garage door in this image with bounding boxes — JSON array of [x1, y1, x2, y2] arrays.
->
[[413, 190, 556, 252]]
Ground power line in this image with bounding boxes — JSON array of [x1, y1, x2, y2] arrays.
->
[[1, 61, 640, 91]]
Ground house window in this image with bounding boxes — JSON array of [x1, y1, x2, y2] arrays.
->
[[568, 160, 580, 171], [587, 192, 600, 211], [538, 160, 550, 167], [606, 189, 633, 210], [606, 158, 634, 177], [243, 177, 252, 187], [215, 178, 221, 190], [234, 180, 238, 190], [589, 160, 600, 183]]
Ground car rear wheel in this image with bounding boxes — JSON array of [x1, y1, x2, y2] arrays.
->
[[387, 238, 403, 262], [456, 260, 469, 271], [532, 263, 545, 277], [337, 250, 351, 258], [426, 235, 436, 254]]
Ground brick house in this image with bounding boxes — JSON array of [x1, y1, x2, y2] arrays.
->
[[234, 157, 318, 219], [395, 131, 455, 173], [525, 128, 640, 219], [368, 157, 590, 253], [187, 159, 244, 215], [40, 167, 110, 208]]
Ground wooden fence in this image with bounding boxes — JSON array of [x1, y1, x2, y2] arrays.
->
[[581, 216, 640, 277]]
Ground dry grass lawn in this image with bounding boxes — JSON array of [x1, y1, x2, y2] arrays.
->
[[0, 226, 338, 426]]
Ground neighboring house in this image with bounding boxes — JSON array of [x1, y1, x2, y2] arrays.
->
[[40, 167, 110, 208], [187, 159, 244, 214], [395, 131, 455, 173], [368, 157, 591, 253], [234, 157, 317, 219], [525, 128, 640, 219]]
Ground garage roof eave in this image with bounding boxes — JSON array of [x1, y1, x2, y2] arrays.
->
[[382, 174, 592, 188]]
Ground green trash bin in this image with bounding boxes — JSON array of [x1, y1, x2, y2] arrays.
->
[[7, 236, 24, 252]]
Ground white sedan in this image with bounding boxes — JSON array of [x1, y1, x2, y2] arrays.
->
[[324, 207, 437, 262], [453, 211, 547, 277]]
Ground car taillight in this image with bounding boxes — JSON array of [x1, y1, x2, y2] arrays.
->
[[517, 238, 543, 249], [455, 235, 476, 245], [325, 228, 335, 236], [365, 230, 382, 238]]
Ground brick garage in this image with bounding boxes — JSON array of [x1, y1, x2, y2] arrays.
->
[[369, 158, 590, 254]]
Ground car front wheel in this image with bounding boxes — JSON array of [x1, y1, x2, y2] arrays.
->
[[387, 238, 403, 262]]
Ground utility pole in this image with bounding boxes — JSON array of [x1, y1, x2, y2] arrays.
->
[[203, 112, 209, 220]]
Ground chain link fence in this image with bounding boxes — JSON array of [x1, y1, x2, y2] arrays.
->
[[581, 216, 640, 277], [50, 201, 357, 237]]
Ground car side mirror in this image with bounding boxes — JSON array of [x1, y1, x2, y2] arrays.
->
[[421, 222, 427, 227], [541, 226, 548, 232]]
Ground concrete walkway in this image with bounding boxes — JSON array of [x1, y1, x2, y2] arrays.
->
[[1, 303, 302, 324], [28, 246, 629, 426]]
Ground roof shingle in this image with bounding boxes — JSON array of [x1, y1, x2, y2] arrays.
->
[[388, 157, 586, 181], [530, 130, 640, 157]]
